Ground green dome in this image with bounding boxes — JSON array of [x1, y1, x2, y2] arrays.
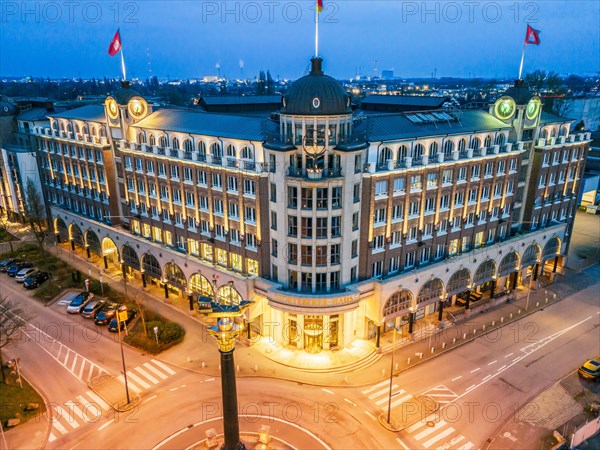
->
[[111, 81, 142, 105], [282, 58, 351, 116]]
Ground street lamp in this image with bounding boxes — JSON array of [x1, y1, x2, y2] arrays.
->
[[198, 284, 252, 450], [525, 258, 540, 311]]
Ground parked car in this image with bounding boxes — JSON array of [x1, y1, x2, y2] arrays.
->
[[15, 268, 37, 283], [94, 303, 121, 325], [81, 300, 107, 319], [108, 308, 137, 332], [66, 291, 93, 314], [23, 271, 51, 289], [7, 262, 33, 277], [578, 357, 600, 382], [0, 258, 20, 272]]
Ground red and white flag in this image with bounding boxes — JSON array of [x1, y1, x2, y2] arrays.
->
[[108, 29, 122, 56], [524, 24, 541, 45]]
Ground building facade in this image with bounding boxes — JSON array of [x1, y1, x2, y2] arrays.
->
[[23, 60, 591, 356]]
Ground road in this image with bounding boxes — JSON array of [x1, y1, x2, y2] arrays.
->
[[4, 265, 599, 449]]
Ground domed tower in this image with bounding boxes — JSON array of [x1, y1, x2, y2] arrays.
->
[[104, 81, 152, 140], [266, 56, 366, 304]]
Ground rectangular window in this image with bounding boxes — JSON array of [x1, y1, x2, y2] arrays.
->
[[288, 244, 297, 264], [440, 194, 450, 209], [244, 179, 256, 196], [227, 176, 239, 192], [457, 167, 467, 181], [471, 165, 480, 180], [301, 217, 313, 238], [481, 186, 490, 200], [351, 239, 358, 258], [197, 170, 207, 186], [373, 235, 384, 250], [271, 211, 277, 230], [353, 183, 361, 203], [392, 204, 403, 221], [330, 244, 340, 264], [332, 187, 342, 209], [199, 196, 209, 211], [170, 165, 180, 179], [330, 271, 340, 290], [331, 216, 341, 237], [212, 173, 222, 189], [354, 154, 362, 173], [172, 189, 181, 203], [288, 186, 298, 208], [352, 212, 359, 231], [316, 217, 327, 238], [301, 245, 312, 265], [426, 173, 438, 188], [301, 188, 313, 209], [316, 188, 328, 209], [184, 167, 193, 182], [410, 175, 422, 190], [409, 201, 420, 217], [245, 206, 256, 223], [484, 163, 493, 177], [373, 261, 383, 277], [404, 251, 415, 268], [288, 216, 298, 236], [315, 246, 327, 266], [424, 197, 435, 213], [375, 180, 388, 196], [374, 208, 387, 225], [185, 192, 195, 207], [213, 199, 223, 215], [393, 177, 406, 194], [442, 169, 453, 184], [270, 183, 277, 202]]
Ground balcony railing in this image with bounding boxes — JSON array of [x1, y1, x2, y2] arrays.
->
[[287, 166, 342, 180]]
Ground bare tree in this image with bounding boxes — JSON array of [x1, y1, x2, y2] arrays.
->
[[0, 215, 14, 253], [23, 179, 46, 248], [0, 296, 30, 383]]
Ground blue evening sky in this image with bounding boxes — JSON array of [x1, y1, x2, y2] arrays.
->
[[1, 1, 598, 80]]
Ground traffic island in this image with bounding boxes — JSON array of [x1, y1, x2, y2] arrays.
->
[[88, 373, 141, 412], [378, 395, 438, 432]]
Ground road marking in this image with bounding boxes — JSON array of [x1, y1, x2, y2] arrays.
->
[[344, 398, 358, 407], [126, 371, 151, 389], [396, 437, 410, 450], [465, 384, 476, 392], [205, 377, 215, 382], [470, 368, 480, 373], [70, 354, 78, 373], [482, 375, 492, 381], [365, 411, 377, 420], [407, 419, 429, 433], [422, 427, 455, 448], [52, 419, 68, 435], [368, 385, 398, 399], [361, 379, 391, 394], [116, 375, 141, 394], [451, 376, 462, 381], [65, 401, 86, 422], [386, 394, 413, 410], [98, 419, 114, 431], [439, 435, 465, 449], [151, 359, 175, 375], [497, 365, 507, 372], [48, 433, 57, 442], [414, 420, 446, 440], [322, 388, 335, 395], [170, 387, 179, 392], [375, 390, 406, 406], [143, 362, 168, 380], [458, 443, 474, 449], [85, 391, 109, 410], [87, 364, 95, 382], [513, 357, 521, 363], [76, 396, 102, 420], [55, 405, 79, 429], [505, 353, 514, 358], [144, 395, 158, 403], [135, 367, 159, 384], [487, 360, 497, 366]]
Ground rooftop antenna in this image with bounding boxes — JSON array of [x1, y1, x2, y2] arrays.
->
[[146, 48, 153, 78], [216, 62, 221, 79], [239, 59, 244, 80]]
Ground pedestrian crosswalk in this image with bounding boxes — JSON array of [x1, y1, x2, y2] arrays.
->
[[47, 359, 176, 443], [361, 379, 414, 411], [422, 385, 459, 405], [404, 415, 475, 449]]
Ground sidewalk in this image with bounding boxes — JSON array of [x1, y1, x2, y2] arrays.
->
[[47, 238, 600, 388]]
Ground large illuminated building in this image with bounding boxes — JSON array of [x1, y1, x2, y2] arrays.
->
[[18, 59, 590, 356]]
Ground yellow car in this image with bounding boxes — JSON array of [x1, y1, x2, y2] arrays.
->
[[578, 357, 600, 381]]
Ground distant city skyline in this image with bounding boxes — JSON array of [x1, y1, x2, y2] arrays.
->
[[1, 1, 598, 80]]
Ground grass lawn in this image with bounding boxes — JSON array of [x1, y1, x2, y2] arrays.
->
[[0, 371, 45, 426], [124, 309, 185, 354]]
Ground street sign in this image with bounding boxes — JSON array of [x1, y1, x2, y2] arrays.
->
[[117, 310, 128, 322]]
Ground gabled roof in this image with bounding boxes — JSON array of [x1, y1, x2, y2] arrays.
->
[[362, 95, 449, 108], [367, 110, 511, 142], [132, 109, 267, 141], [17, 108, 51, 122], [539, 111, 575, 125], [48, 105, 106, 123]]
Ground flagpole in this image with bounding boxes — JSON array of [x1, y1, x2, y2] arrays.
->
[[120, 47, 127, 81], [518, 44, 526, 80], [315, 4, 319, 57]]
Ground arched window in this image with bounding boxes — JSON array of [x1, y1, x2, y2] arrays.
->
[[164, 262, 186, 289], [443, 140, 454, 158], [159, 135, 168, 148], [85, 230, 101, 256], [59, 122, 65, 131], [559, 126, 568, 137], [550, 128, 557, 138], [216, 284, 242, 306], [383, 290, 413, 319], [197, 141, 206, 155], [74, 124, 80, 134], [417, 278, 444, 305], [121, 244, 140, 270], [81, 124, 88, 135], [498, 251, 519, 277], [172, 137, 180, 149], [447, 268, 471, 296], [495, 133, 505, 145], [226, 144, 236, 158], [99, 127, 106, 137], [484, 135, 492, 148], [398, 145, 408, 160], [142, 253, 162, 279], [67, 122, 73, 132], [470, 137, 481, 150], [90, 126, 97, 136], [210, 142, 222, 158], [429, 142, 439, 158], [541, 129, 549, 139], [189, 273, 214, 298], [458, 138, 466, 153], [521, 244, 541, 268], [137, 132, 146, 145], [473, 259, 497, 286], [413, 143, 425, 160], [542, 237, 561, 260], [183, 139, 193, 153], [378, 147, 393, 166], [149, 134, 156, 146], [240, 146, 254, 160]]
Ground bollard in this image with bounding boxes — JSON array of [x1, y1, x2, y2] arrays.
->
[[536, 302, 539, 307], [254, 364, 258, 372], [545, 298, 548, 304], [482, 325, 486, 331], [442, 342, 446, 349], [382, 368, 385, 376], [431, 347, 435, 354], [510, 313, 513, 319], [237, 365, 240, 372], [501, 317, 504, 323], [407, 357, 411, 365], [518, 309, 521, 315], [492, 321, 495, 326], [463, 333, 467, 340], [202, 361, 206, 368], [553, 293, 557, 300], [344, 376, 349, 384], [219, 365, 221, 371], [452, 338, 456, 344], [395, 363, 399, 371], [473, 329, 477, 335]]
